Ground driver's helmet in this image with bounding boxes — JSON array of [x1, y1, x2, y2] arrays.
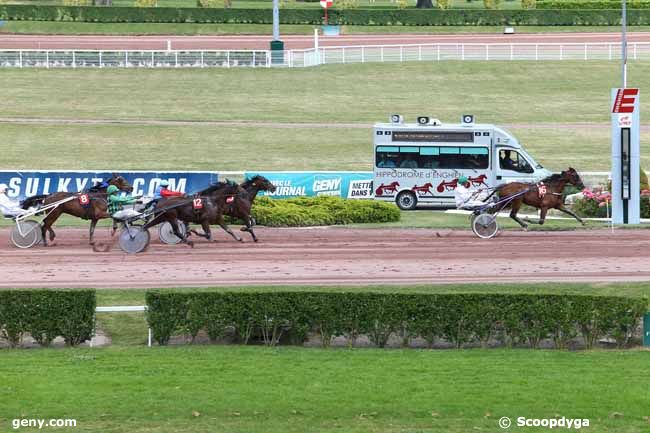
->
[[457, 175, 469, 185], [160, 180, 170, 188], [107, 185, 119, 195]]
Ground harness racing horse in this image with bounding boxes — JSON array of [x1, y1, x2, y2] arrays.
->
[[493, 167, 585, 230], [143, 181, 248, 246], [232, 175, 276, 242], [20, 174, 133, 246]]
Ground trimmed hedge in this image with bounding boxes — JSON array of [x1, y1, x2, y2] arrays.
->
[[0, 289, 96, 347], [538, 1, 650, 9], [3, 5, 650, 25], [249, 196, 400, 227], [145, 291, 648, 349]]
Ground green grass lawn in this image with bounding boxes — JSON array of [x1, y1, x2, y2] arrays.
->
[[1, 346, 649, 433], [2, 62, 649, 172]]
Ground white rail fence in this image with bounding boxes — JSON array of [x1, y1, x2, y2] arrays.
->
[[1, 42, 650, 68]]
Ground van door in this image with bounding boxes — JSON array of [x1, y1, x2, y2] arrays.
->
[[495, 148, 536, 184]]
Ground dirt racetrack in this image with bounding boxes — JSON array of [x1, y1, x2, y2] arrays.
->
[[1, 226, 650, 288]]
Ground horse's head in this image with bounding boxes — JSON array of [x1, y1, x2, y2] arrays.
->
[[561, 167, 584, 190], [109, 173, 134, 193], [247, 175, 276, 193]]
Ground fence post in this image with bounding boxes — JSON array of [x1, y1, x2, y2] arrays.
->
[[419, 45, 422, 61], [19, 50, 22, 68], [609, 44, 612, 60], [343, 47, 346, 64], [380, 46, 384, 63], [560, 45, 563, 60], [400, 46, 403, 62], [125, 51, 128, 67], [437, 44, 440, 61], [73, 51, 76, 68], [461, 44, 464, 61], [362, 46, 365, 63], [201, 51, 204, 68], [510, 44, 513, 61], [536, 44, 539, 61], [252, 50, 255, 67], [584, 44, 587, 60], [99, 51, 102, 68], [46, 51, 49, 69], [175, 51, 178, 68], [227, 51, 230, 67], [485, 44, 489, 61]]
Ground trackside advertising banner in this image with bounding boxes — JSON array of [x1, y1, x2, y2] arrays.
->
[[0, 171, 219, 200], [245, 172, 373, 199]]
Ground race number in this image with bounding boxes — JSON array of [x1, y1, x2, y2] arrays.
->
[[537, 183, 547, 198], [226, 196, 235, 204], [78, 194, 90, 206], [193, 198, 203, 209]]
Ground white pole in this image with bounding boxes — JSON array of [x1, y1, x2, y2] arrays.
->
[[622, 0, 627, 87], [148, 328, 152, 347], [167, 40, 171, 51]]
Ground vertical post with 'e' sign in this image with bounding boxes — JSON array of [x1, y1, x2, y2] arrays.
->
[[611, 88, 640, 224]]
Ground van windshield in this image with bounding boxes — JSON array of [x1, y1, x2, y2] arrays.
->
[[520, 149, 544, 169]]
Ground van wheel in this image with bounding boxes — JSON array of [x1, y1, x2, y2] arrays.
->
[[396, 191, 417, 211]]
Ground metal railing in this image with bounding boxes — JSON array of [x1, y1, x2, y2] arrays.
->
[[1, 42, 649, 68]]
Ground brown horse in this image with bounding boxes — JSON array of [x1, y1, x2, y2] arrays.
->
[[20, 174, 133, 246], [493, 167, 585, 229], [144, 181, 248, 246], [232, 175, 276, 242]]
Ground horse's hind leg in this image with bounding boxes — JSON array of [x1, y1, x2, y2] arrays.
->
[[557, 205, 586, 226], [509, 200, 529, 229], [171, 219, 194, 248], [524, 208, 548, 225], [40, 208, 62, 246], [217, 216, 243, 242]]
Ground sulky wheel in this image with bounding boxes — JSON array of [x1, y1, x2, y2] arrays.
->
[[472, 213, 499, 239], [10, 220, 42, 249], [118, 225, 151, 254], [158, 221, 187, 245]]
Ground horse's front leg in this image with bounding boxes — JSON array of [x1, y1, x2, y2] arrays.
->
[[557, 205, 586, 226], [241, 217, 258, 242], [89, 219, 98, 245]]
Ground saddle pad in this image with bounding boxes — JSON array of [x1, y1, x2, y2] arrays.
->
[[78, 194, 91, 208]]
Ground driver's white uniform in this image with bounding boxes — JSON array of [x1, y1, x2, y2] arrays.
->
[[0, 191, 25, 217], [455, 183, 488, 209]]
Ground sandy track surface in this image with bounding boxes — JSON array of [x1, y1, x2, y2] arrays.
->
[[1, 226, 649, 288], [1, 32, 649, 50]]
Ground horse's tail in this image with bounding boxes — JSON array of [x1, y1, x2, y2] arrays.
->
[[21, 194, 48, 209]]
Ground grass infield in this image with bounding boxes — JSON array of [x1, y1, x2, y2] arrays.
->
[[2, 62, 650, 172]]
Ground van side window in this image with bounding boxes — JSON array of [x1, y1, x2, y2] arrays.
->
[[499, 149, 533, 174], [376, 146, 398, 168]]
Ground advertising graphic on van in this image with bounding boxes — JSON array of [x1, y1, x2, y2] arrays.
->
[[373, 115, 551, 210]]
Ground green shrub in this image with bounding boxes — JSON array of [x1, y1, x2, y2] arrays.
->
[[2, 5, 650, 25], [249, 196, 400, 227], [145, 290, 648, 349], [521, 0, 536, 8], [0, 290, 95, 348]]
